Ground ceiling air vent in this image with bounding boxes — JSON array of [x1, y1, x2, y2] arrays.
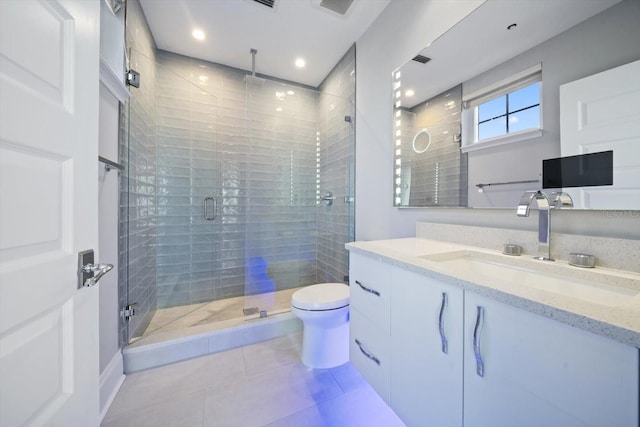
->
[[412, 55, 431, 64], [253, 0, 275, 8], [320, 0, 354, 16]]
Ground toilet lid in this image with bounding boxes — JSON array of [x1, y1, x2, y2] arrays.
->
[[291, 283, 350, 311]]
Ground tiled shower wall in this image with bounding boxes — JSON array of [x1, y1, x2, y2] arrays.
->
[[317, 46, 356, 283], [154, 52, 320, 308], [120, 0, 158, 343]]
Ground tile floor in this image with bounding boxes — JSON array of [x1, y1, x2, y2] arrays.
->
[[103, 333, 406, 427]]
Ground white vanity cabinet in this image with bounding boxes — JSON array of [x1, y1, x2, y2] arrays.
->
[[390, 268, 464, 427], [463, 292, 639, 427], [348, 252, 640, 427]]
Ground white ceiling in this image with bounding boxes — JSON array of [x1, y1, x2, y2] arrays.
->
[[399, 0, 623, 109], [139, 0, 390, 87]]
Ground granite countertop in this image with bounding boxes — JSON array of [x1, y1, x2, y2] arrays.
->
[[346, 238, 640, 348]]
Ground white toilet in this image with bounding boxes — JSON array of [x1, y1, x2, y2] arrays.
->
[[291, 283, 350, 369]]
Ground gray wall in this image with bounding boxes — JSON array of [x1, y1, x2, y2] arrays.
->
[[355, 0, 640, 242], [99, 0, 129, 416], [98, 0, 125, 376]]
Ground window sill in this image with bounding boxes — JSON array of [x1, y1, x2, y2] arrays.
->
[[461, 128, 542, 153]]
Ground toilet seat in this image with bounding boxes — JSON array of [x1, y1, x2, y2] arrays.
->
[[291, 283, 349, 311]]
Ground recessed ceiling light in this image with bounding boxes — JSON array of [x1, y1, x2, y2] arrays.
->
[[199, 75, 208, 82], [405, 89, 415, 97], [295, 58, 306, 68], [276, 107, 283, 112], [192, 29, 206, 41], [287, 90, 295, 95]]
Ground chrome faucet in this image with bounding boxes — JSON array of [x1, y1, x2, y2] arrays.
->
[[517, 191, 553, 261], [516, 191, 574, 261], [549, 191, 574, 209]]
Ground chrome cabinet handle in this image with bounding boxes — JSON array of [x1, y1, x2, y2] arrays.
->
[[473, 306, 485, 377], [355, 339, 380, 366], [439, 292, 448, 354], [355, 280, 380, 297], [203, 196, 217, 221]]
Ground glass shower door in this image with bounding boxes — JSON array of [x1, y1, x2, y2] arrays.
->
[[153, 52, 224, 321], [241, 78, 356, 317], [120, 47, 159, 345], [242, 77, 320, 317], [316, 91, 355, 284]]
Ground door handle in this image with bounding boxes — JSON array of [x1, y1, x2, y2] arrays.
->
[[203, 196, 217, 221], [78, 249, 113, 288], [80, 263, 113, 287]]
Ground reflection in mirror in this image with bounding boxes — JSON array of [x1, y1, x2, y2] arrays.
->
[[392, 0, 640, 209], [394, 85, 466, 207], [412, 129, 431, 154]]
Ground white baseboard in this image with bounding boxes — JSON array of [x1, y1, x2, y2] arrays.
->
[[99, 350, 126, 422]]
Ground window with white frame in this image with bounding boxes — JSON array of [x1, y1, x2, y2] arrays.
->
[[461, 63, 542, 152]]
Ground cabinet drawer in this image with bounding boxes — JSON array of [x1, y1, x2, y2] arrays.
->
[[349, 253, 391, 331], [350, 308, 391, 404]]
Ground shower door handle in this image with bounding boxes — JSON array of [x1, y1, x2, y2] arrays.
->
[[203, 197, 217, 221]]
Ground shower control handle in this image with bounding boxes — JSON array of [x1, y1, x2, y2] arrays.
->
[[322, 191, 335, 206], [203, 197, 217, 221]]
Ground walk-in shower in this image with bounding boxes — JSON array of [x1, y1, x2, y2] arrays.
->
[[118, 2, 355, 349]]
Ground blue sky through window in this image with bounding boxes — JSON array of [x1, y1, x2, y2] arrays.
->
[[477, 82, 540, 140]]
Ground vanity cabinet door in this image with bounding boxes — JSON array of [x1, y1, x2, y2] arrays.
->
[[390, 268, 463, 427], [463, 292, 639, 427]]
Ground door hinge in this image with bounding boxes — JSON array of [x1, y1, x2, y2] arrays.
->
[[122, 303, 137, 321], [126, 69, 140, 88]]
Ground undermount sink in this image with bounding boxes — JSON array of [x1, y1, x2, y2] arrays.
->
[[420, 251, 640, 306]]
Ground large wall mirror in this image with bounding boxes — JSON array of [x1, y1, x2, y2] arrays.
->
[[392, 0, 640, 209]]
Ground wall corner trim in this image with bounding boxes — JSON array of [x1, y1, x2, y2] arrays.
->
[[100, 57, 131, 103], [99, 350, 126, 422]]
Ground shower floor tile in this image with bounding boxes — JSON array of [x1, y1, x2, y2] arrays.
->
[[130, 287, 302, 347], [102, 334, 405, 427]]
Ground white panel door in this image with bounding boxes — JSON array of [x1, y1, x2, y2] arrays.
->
[[0, 1, 101, 426], [560, 60, 640, 209]]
